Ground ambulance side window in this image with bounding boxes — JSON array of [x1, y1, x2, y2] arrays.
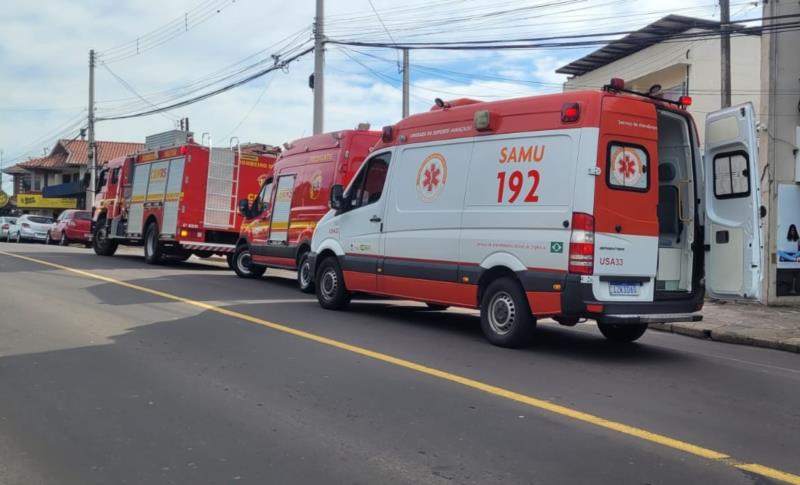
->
[[347, 153, 391, 209], [606, 143, 650, 192], [712, 152, 750, 199]]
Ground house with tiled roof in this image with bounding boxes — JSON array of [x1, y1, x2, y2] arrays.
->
[[2, 138, 144, 214]]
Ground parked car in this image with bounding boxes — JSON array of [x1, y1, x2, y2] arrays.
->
[[0, 217, 18, 241], [9, 214, 54, 243], [47, 210, 92, 246]]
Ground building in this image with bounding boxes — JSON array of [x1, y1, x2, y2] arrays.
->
[[1, 139, 144, 216], [556, 15, 761, 142], [760, 0, 800, 303]]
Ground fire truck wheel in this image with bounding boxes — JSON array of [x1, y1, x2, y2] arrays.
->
[[480, 277, 536, 348], [597, 322, 648, 343], [316, 257, 351, 310], [232, 245, 265, 278], [144, 223, 165, 265], [297, 252, 315, 294], [93, 217, 118, 256]]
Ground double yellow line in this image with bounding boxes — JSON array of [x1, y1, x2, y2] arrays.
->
[[2, 249, 798, 485]]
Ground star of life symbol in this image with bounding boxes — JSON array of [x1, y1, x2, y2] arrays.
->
[[416, 153, 448, 202], [610, 146, 645, 188]]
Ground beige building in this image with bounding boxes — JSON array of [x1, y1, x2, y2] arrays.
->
[[557, 15, 761, 142]]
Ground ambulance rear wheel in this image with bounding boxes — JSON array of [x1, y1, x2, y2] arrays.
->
[[316, 257, 350, 310], [480, 277, 536, 348], [232, 245, 265, 279], [92, 217, 118, 256], [297, 252, 315, 294], [597, 322, 648, 343], [143, 222, 164, 265]]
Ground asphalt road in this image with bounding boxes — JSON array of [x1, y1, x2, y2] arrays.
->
[[1, 243, 799, 485]]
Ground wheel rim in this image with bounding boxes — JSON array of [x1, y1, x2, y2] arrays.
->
[[320, 267, 338, 301], [236, 250, 252, 275], [488, 291, 516, 336], [299, 259, 311, 288]]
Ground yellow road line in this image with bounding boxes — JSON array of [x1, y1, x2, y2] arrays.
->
[[2, 249, 799, 485]]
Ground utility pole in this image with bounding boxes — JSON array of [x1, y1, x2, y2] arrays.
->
[[402, 49, 410, 118], [720, 0, 732, 108], [87, 49, 97, 209], [312, 0, 325, 134]]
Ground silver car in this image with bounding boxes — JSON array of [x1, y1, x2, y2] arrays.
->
[[0, 216, 17, 241], [8, 214, 54, 243]]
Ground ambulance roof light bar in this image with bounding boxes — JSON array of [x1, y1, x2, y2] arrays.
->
[[603, 78, 692, 109]]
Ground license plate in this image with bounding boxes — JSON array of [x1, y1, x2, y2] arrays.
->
[[36, 233, 46, 238], [609, 282, 641, 296]]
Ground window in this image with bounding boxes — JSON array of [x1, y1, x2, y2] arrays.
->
[[111, 168, 120, 185], [348, 153, 391, 209], [32, 175, 43, 192], [254, 178, 273, 214], [74, 211, 91, 221], [713, 152, 750, 199], [607, 143, 650, 192]]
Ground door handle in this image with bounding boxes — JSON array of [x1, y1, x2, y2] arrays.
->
[[370, 215, 382, 223]]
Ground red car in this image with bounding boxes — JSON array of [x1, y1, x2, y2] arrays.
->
[[47, 210, 92, 246]]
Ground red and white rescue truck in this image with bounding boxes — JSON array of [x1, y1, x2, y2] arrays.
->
[[233, 128, 380, 291], [309, 80, 764, 347], [92, 130, 277, 264]]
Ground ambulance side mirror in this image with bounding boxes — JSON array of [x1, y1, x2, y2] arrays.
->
[[238, 199, 252, 218], [330, 184, 344, 211]]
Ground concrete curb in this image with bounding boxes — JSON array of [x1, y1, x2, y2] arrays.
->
[[649, 322, 800, 353]]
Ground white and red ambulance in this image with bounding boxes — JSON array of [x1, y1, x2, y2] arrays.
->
[[308, 80, 764, 347]]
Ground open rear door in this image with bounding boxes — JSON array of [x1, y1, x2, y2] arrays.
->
[[704, 102, 763, 300]]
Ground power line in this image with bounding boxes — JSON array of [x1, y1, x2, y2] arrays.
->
[[100, 63, 180, 121]]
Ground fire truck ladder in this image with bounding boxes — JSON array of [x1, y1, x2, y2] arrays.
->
[[204, 143, 239, 229]]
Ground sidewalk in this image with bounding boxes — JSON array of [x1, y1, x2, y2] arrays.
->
[[650, 301, 800, 353]]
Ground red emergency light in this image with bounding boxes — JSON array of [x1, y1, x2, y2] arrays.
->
[[609, 78, 625, 90], [561, 102, 581, 123], [679, 95, 692, 107], [381, 125, 394, 143]]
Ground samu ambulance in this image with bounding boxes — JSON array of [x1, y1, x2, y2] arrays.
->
[[308, 80, 764, 348]]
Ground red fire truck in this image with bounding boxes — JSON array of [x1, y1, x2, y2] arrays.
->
[[92, 130, 277, 265]]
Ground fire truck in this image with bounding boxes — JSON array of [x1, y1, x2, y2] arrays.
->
[[92, 130, 277, 265]]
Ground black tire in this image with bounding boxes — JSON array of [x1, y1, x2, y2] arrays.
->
[[45, 232, 52, 245], [59, 233, 67, 246], [315, 257, 351, 310], [480, 277, 536, 348], [425, 303, 449, 311], [93, 217, 118, 256], [597, 322, 648, 343], [297, 251, 315, 294], [232, 245, 265, 278], [143, 222, 164, 265], [15, 233, 22, 243]]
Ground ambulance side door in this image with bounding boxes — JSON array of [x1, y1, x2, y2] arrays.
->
[[335, 151, 392, 292], [704, 102, 763, 300], [249, 177, 274, 251]]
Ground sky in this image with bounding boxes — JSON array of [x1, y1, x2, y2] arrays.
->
[[0, 0, 749, 194]]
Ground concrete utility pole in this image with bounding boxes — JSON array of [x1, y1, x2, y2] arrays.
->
[[312, 0, 325, 134], [402, 49, 410, 118], [87, 49, 97, 209], [720, 0, 732, 108]]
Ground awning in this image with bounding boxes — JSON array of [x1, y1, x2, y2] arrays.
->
[[42, 181, 84, 198]]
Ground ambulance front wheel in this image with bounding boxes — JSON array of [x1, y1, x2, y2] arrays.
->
[[297, 252, 315, 294], [316, 257, 351, 310], [480, 277, 536, 348], [597, 322, 648, 343], [232, 245, 265, 279]]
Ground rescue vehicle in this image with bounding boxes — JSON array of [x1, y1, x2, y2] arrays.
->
[[92, 130, 277, 264], [234, 128, 380, 291], [308, 80, 764, 347]]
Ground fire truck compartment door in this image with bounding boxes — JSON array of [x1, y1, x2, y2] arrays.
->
[[162, 157, 185, 236], [703, 102, 763, 301], [127, 163, 152, 235]]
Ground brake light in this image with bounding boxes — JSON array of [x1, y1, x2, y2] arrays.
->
[[679, 95, 692, 107], [561, 102, 580, 123], [21, 223, 30, 229], [1, 224, 7, 229], [568, 212, 594, 275]]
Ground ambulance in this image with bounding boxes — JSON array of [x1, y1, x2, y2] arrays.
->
[[233, 128, 380, 291], [308, 80, 764, 347]]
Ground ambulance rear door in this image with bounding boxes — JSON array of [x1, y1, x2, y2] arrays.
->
[[703, 102, 763, 300]]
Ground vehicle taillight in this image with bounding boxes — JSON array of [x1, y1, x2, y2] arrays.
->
[[568, 212, 594, 275], [21, 223, 30, 228], [1, 224, 7, 229]]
